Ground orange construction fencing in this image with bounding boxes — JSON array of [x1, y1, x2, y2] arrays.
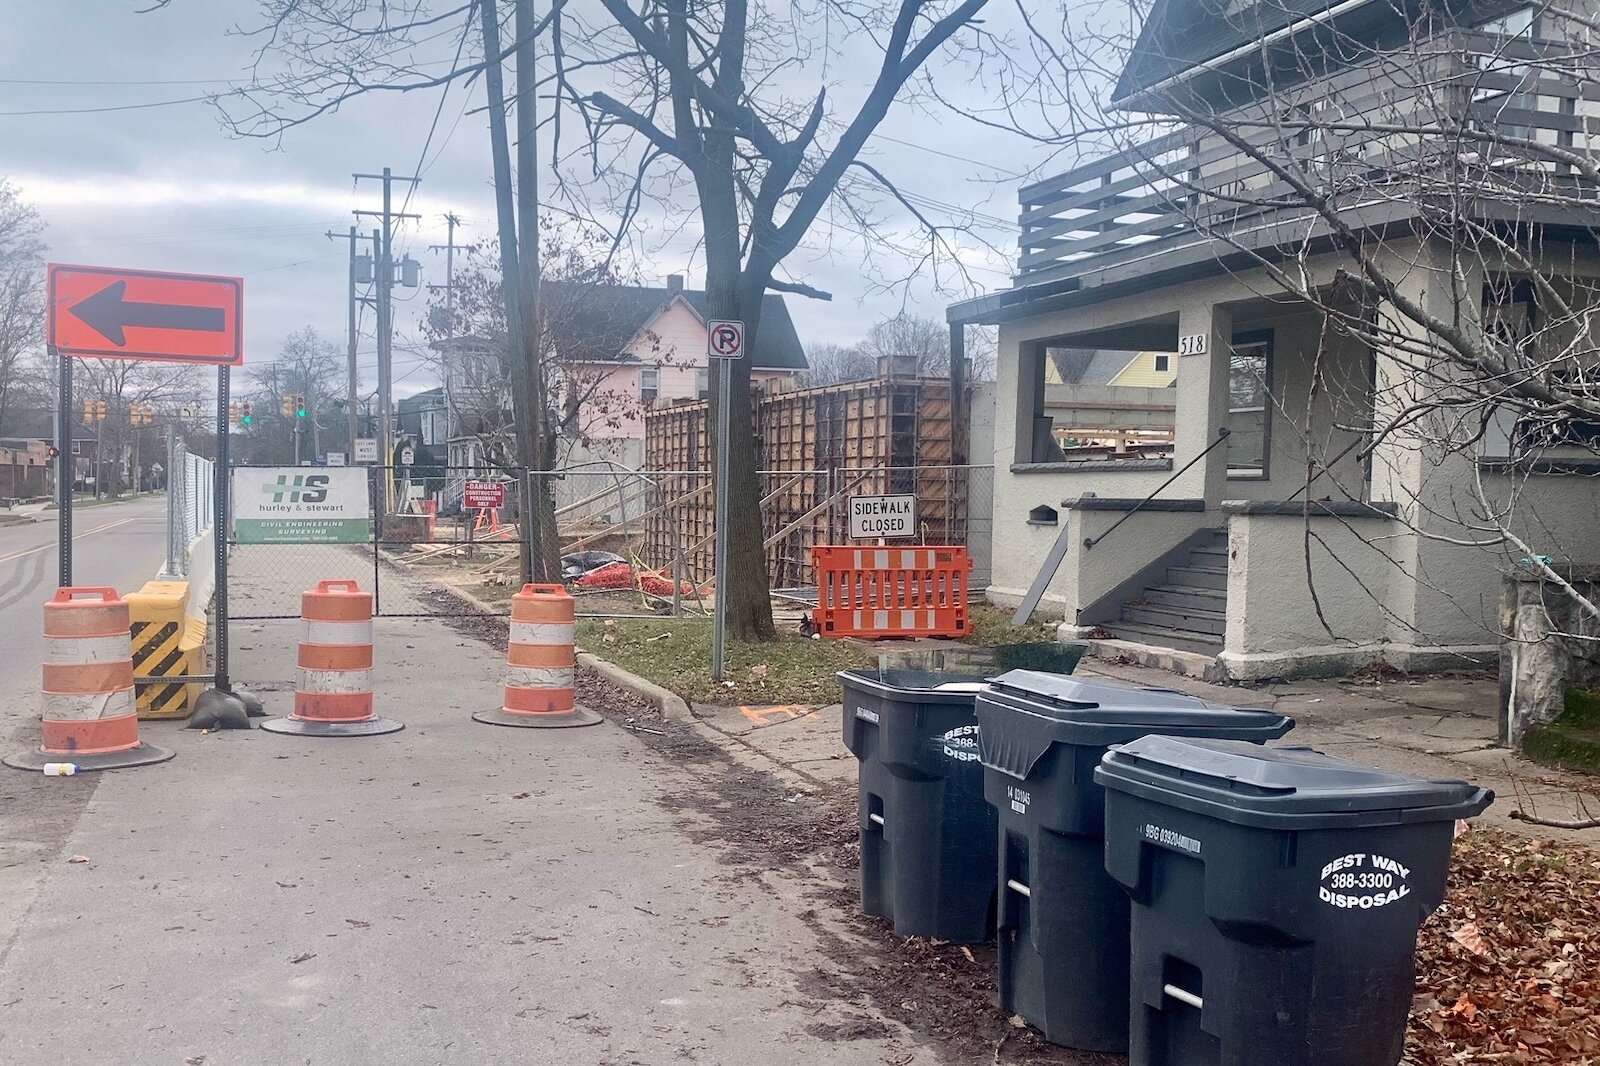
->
[[811, 546, 972, 640]]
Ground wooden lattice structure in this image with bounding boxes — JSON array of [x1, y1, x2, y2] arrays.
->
[[642, 374, 966, 585]]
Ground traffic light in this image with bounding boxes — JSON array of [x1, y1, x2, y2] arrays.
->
[[281, 394, 295, 418], [240, 401, 253, 426], [82, 398, 95, 422], [295, 395, 307, 419], [46, 445, 59, 460], [96, 400, 107, 421], [229, 402, 242, 428]]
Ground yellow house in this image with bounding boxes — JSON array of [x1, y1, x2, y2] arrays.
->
[[1105, 350, 1178, 388]]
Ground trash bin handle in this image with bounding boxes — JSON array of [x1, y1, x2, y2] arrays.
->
[[1164, 984, 1204, 1010], [316, 580, 362, 594], [53, 587, 121, 604], [520, 583, 566, 597]]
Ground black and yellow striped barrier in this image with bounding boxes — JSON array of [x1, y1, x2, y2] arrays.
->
[[127, 581, 203, 719]]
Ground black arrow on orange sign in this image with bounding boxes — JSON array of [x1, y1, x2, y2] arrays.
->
[[68, 281, 227, 347]]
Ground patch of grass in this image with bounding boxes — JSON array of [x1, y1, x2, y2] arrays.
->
[[960, 603, 1062, 647], [1521, 687, 1600, 774], [577, 616, 874, 706]]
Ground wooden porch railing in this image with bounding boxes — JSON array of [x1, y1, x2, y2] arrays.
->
[[1016, 31, 1600, 285]]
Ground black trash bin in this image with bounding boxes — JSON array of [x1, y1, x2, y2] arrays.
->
[[975, 670, 1293, 1052], [841, 668, 998, 943], [1097, 737, 1492, 1066]]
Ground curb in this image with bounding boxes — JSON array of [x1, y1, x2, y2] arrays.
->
[[573, 649, 828, 793], [575, 651, 693, 723]]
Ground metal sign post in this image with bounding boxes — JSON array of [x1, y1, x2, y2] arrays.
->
[[707, 320, 744, 680], [54, 348, 71, 586], [214, 364, 231, 692]]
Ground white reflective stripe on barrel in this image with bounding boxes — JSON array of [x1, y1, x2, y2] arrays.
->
[[41, 688, 137, 719], [504, 666, 576, 689], [508, 621, 576, 645], [44, 635, 133, 663], [300, 619, 374, 646], [298, 668, 374, 694]]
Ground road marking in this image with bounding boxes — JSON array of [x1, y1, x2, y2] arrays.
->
[[0, 517, 141, 566]]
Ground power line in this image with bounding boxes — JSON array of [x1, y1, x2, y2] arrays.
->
[[0, 76, 239, 86], [0, 93, 228, 117]]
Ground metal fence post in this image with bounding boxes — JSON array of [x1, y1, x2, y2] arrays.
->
[[523, 468, 535, 583], [162, 425, 179, 577]]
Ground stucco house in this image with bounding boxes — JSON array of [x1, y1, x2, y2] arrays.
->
[[949, 0, 1600, 680]]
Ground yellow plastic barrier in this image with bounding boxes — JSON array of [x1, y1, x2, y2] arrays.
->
[[127, 580, 201, 719]]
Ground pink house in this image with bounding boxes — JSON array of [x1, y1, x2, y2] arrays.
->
[[548, 275, 808, 441]]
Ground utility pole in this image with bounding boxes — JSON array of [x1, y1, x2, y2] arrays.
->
[[326, 225, 367, 458], [429, 213, 463, 466], [354, 168, 419, 514], [428, 213, 463, 322]]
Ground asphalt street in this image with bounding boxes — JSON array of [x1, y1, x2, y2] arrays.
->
[[0, 495, 170, 964], [0, 495, 170, 743]]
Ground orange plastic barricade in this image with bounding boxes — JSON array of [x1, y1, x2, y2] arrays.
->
[[811, 546, 973, 639], [5, 587, 174, 772]]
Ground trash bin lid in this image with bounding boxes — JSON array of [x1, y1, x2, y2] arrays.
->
[[1095, 736, 1494, 829], [976, 670, 1293, 780], [839, 669, 990, 705], [986, 670, 1237, 715]]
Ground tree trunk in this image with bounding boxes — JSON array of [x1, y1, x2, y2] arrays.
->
[[478, 0, 538, 586], [693, 1, 776, 642], [515, 0, 562, 582], [722, 279, 775, 640]]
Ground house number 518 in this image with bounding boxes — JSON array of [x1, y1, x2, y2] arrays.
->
[[1178, 333, 1208, 356]]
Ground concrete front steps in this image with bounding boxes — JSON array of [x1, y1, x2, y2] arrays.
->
[[1104, 531, 1228, 656]]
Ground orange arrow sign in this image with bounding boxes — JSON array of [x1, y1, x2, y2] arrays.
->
[[48, 264, 243, 366]]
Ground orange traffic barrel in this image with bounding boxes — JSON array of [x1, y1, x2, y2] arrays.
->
[[5, 587, 174, 772], [261, 579, 402, 738], [474, 584, 600, 729]]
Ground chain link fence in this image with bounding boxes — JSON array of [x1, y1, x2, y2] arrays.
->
[[162, 431, 215, 579], [532, 463, 994, 591], [225, 461, 994, 621]]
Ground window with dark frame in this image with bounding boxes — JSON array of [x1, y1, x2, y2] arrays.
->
[[1227, 331, 1274, 478], [1154, 354, 1171, 373]]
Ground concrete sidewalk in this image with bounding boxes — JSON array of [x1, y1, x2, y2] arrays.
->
[[0, 616, 917, 1065], [688, 657, 1600, 845]]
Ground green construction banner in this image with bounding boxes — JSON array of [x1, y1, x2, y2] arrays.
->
[[232, 467, 372, 544]]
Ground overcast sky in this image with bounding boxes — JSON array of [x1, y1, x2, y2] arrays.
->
[[3, 1, 1063, 398]]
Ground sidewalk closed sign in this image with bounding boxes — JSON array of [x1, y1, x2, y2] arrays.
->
[[849, 494, 917, 539], [232, 467, 372, 543]]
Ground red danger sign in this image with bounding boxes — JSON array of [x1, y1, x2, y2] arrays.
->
[[463, 481, 506, 509]]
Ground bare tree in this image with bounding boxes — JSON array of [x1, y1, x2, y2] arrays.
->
[[200, 0, 1054, 638], [420, 234, 669, 462], [547, 0, 1005, 639], [796, 341, 876, 388], [78, 358, 205, 495], [241, 327, 346, 466], [0, 181, 45, 434]]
